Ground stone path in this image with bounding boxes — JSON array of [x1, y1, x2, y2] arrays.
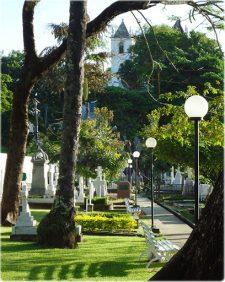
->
[[137, 195, 193, 247]]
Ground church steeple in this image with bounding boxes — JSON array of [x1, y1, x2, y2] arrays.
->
[[113, 20, 131, 38], [109, 20, 133, 87]]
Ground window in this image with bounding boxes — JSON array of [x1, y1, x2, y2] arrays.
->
[[119, 42, 124, 54]]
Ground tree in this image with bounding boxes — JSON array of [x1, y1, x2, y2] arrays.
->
[[77, 108, 127, 179], [150, 171, 223, 280], [2, 0, 153, 225], [1, 1, 67, 225], [90, 87, 158, 140], [118, 25, 224, 93], [2, 0, 223, 254], [140, 84, 223, 184]]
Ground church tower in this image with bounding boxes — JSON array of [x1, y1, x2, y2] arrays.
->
[[109, 20, 133, 87]]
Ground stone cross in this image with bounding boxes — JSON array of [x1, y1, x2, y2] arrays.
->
[[11, 182, 37, 235], [173, 166, 182, 186], [77, 176, 84, 203], [95, 166, 103, 180]]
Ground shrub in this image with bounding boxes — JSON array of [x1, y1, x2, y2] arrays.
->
[[92, 197, 108, 205], [75, 213, 137, 232]]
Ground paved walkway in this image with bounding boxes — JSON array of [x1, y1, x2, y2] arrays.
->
[[137, 195, 193, 247]]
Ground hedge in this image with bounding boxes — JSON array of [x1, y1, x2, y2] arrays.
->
[[75, 213, 137, 232]]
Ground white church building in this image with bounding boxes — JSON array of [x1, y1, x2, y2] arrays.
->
[[109, 20, 134, 87]]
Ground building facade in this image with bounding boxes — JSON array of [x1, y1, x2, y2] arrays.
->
[[109, 20, 134, 87]]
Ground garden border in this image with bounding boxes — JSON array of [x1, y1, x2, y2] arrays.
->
[[154, 200, 195, 229]]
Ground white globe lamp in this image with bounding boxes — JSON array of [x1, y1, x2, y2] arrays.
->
[[132, 151, 140, 158], [146, 137, 157, 148], [184, 95, 208, 119]]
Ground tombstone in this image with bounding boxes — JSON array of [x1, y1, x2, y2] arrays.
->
[[30, 147, 49, 196], [93, 166, 107, 197], [117, 181, 131, 199], [199, 184, 210, 201], [54, 164, 59, 187], [77, 176, 85, 203], [74, 188, 79, 204], [44, 164, 56, 198], [173, 166, 182, 187], [182, 167, 194, 196], [87, 179, 95, 201], [163, 172, 171, 185], [93, 177, 107, 197], [11, 182, 37, 237], [170, 166, 175, 184]]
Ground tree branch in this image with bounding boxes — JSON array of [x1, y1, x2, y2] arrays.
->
[[38, 40, 67, 73], [86, 1, 157, 37], [22, 0, 39, 61]]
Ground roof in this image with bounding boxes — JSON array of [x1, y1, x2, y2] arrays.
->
[[113, 20, 130, 38]]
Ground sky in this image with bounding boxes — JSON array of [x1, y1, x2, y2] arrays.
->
[[0, 0, 224, 55]]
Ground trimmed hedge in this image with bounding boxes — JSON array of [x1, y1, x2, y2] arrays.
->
[[92, 197, 108, 205], [75, 213, 137, 232]]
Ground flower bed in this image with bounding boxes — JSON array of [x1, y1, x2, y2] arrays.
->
[[75, 213, 137, 232]]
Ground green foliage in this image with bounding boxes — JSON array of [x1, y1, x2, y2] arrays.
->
[[118, 25, 224, 93], [140, 84, 223, 183], [90, 87, 158, 140], [92, 197, 108, 205], [75, 213, 137, 232], [1, 74, 13, 113], [27, 107, 127, 180], [77, 107, 127, 179]]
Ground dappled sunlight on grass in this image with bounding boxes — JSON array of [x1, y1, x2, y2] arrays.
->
[[1, 209, 165, 281]]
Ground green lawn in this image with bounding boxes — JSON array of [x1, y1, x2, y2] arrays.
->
[[1, 210, 164, 281]]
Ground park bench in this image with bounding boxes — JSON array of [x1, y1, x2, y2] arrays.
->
[[139, 221, 180, 267], [124, 198, 141, 214]]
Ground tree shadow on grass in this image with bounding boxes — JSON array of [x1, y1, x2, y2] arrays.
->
[[27, 261, 144, 280]]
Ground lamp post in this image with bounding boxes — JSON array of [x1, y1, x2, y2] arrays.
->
[[128, 158, 133, 183], [132, 151, 140, 205], [145, 137, 159, 233], [184, 95, 208, 224]]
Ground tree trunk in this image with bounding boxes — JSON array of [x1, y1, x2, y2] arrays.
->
[[1, 68, 36, 225], [150, 171, 224, 280], [37, 1, 87, 248]]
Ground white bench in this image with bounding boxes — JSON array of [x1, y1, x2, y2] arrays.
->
[[125, 199, 141, 214], [139, 221, 180, 267]]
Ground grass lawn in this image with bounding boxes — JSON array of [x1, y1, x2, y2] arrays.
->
[[1, 210, 164, 281]]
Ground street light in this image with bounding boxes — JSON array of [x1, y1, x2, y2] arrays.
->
[[184, 95, 208, 224], [128, 159, 133, 183], [132, 151, 140, 205], [145, 137, 159, 232]]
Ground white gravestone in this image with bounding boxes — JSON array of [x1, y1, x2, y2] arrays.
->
[[93, 167, 107, 197], [173, 166, 182, 186], [182, 167, 194, 196], [87, 179, 95, 203], [54, 165, 59, 187], [12, 182, 37, 235], [45, 164, 56, 198], [77, 176, 85, 203], [170, 166, 175, 184], [199, 184, 210, 201]]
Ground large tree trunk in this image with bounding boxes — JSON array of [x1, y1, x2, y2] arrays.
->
[[1, 0, 153, 227], [150, 171, 224, 280], [37, 1, 87, 248], [1, 67, 36, 225], [1, 1, 67, 225]]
